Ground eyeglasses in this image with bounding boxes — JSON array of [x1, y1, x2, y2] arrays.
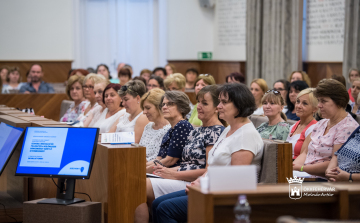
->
[[266, 89, 281, 95], [161, 102, 175, 108], [83, 85, 94, 89]]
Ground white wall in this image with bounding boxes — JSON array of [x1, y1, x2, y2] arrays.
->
[[0, 0, 74, 60], [167, 0, 215, 60]]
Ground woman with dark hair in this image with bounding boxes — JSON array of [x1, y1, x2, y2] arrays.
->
[[293, 79, 359, 178], [150, 83, 264, 223], [153, 67, 167, 79], [118, 67, 132, 85], [225, 72, 245, 84], [93, 83, 126, 133], [2, 67, 24, 93], [184, 68, 199, 89], [96, 64, 110, 79], [273, 79, 290, 111], [286, 80, 309, 121], [147, 75, 164, 91]]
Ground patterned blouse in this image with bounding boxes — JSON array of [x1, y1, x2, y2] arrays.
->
[[304, 113, 359, 165], [157, 120, 194, 167], [178, 125, 225, 171], [60, 101, 89, 122], [256, 122, 290, 141], [335, 126, 360, 173]]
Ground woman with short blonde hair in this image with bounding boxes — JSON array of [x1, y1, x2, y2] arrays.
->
[[164, 73, 186, 91]]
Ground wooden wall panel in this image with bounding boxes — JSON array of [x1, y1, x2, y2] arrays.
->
[[303, 62, 343, 87], [0, 94, 69, 121], [168, 60, 245, 84], [0, 61, 72, 83]]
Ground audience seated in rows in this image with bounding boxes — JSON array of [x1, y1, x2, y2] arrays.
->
[[147, 75, 164, 91], [286, 88, 318, 159], [139, 88, 171, 161], [135, 85, 225, 222], [93, 84, 125, 133], [109, 80, 149, 143], [153, 67, 167, 79], [350, 78, 360, 114], [293, 79, 359, 177], [250, 78, 268, 116], [19, 64, 54, 94], [140, 69, 152, 84], [188, 74, 216, 127], [149, 83, 264, 223], [288, 71, 311, 87], [60, 75, 88, 122], [256, 90, 290, 141], [184, 68, 199, 90], [83, 76, 111, 127], [347, 68, 360, 102], [225, 72, 245, 84], [2, 67, 24, 93], [285, 80, 309, 121], [145, 91, 193, 172], [273, 79, 290, 112], [165, 63, 176, 76]]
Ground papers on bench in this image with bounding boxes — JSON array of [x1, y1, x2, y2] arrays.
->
[[146, 173, 163, 179], [101, 132, 135, 144], [293, 170, 327, 180]]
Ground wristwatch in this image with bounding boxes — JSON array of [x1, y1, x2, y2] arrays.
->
[[349, 173, 353, 183]]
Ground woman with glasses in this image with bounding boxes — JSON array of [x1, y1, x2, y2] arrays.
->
[[108, 80, 149, 143], [147, 75, 164, 91], [256, 90, 290, 141], [273, 79, 290, 112], [188, 74, 216, 127], [60, 75, 88, 122], [149, 83, 263, 223], [93, 83, 126, 133], [286, 88, 318, 159], [135, 85, 225, 223], [83, 75, 110, 127]]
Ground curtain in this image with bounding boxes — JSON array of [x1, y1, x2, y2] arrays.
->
[[246, 0, 302, 87], [343, 0, 360, 86]]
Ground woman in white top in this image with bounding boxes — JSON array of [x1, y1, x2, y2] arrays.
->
[[286, 88, 318, 159], [139, 88, 171, 161], [76, 74, 102, 125], [250, 78, 268, 116], [2, 67, 23, 93], [93, 84, 126, 133], [109, 80, 149, 143], [83, 76, 110, 127]]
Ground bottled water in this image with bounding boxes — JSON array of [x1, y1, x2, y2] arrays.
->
[[234, 195, 251, 223]]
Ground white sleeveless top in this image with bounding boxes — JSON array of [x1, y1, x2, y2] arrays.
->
[[116, 111, 143, 132], [93, 108, 126, 134]]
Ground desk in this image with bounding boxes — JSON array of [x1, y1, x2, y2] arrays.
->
[[0, 110, 28, 116], [28, 143, 146, 223], [16, 116, 50, 122], [0, 115, 31, 128], [30, 120, 68, 127], [188, 183, 360, 223]]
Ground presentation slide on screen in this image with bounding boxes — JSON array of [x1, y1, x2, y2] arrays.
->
[[0, 123, 24, 171], [16, 127, 97, 176]]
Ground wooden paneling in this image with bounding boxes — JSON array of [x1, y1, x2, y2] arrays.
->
[[277, 143, 293, 183], [168, 60, 246, 84], [303, 62, 343, 87], [0, 61, 72, 83], [0, 94, 69, 121]]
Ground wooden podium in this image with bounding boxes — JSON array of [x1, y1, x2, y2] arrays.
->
[[27, 143, 146, 223]]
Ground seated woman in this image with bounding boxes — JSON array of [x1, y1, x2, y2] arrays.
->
[[256, 90, 290, 141], [325, 125, 360, 182], [286, 88, 318, 159], [75, 74, 103, 126], [140, 69, 152, 84], [2, 67, 24, 93], [139, 88, 171, 161], [135, 85, 225, 222], [250, 78, 268, 115], [118, 67, 132, 85], [93, 84, 126, 133], [273, 79, 290, 113], [350, 78, 360, 114], [184, 68, 199, 90], [293, 79, 359, 177], [347, 68, 360, 102], [108, 80, 149, 143], [83, 76, 110, 127], [225, 72, 245, 84], [60, 75, 88, 123], [165, 63, 176, 75], [285, 80, 309, 121], [145, 91, 194, 172], [150, 83, 264, 223], [288, 71, 311, 87], [147, 75, 164, 91], [188, 74, 216, 127], [96, 64, 110, 79]]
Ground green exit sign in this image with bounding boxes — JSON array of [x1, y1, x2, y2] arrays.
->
[[198, 52, 212, 60]]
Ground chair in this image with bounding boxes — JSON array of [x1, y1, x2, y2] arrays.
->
[[59, 100, 73, 121], [249, 115, 297, 128]]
